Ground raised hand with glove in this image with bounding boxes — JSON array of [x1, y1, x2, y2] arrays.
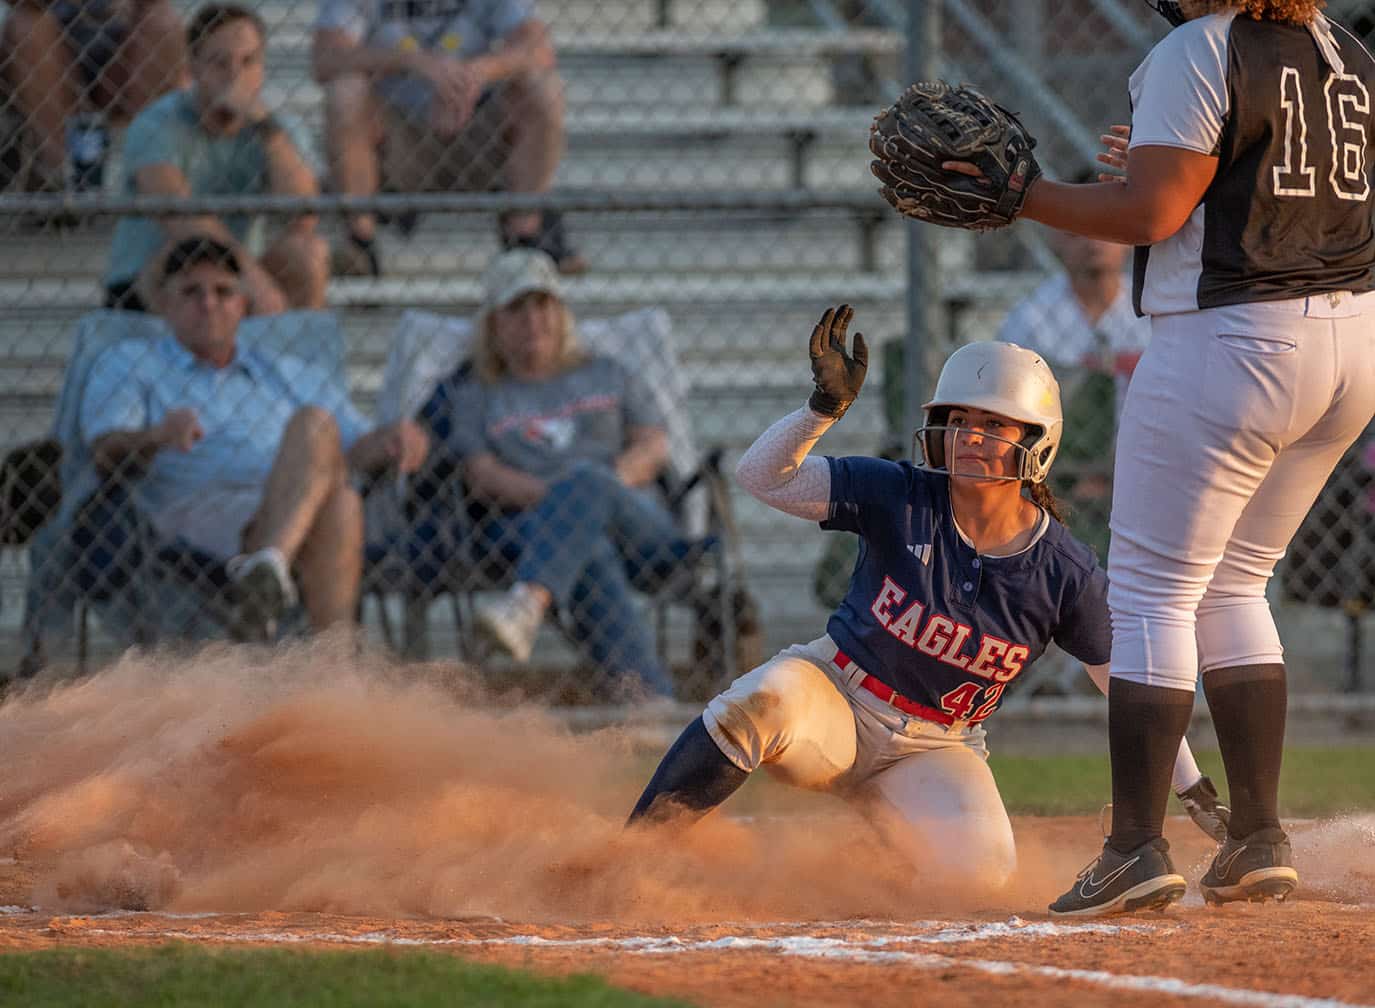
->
[[808, 303, 869, 420]]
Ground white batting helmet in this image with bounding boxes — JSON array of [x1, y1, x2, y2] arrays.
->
[[916, 341, 1064, 483]]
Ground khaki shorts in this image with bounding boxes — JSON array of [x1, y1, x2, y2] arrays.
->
[[380, 88, 511, 193], [151, 486, 261, 560]]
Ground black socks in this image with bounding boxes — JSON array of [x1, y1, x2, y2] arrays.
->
[[627, 716, 748, 826], [1107, 679, 1196, 854], [1203, 663, 1287, 838]]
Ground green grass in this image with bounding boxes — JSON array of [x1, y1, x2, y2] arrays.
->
[[990, 745, 1375, 818], [618, 745, 1375, 820], [0, 946, 693, 1008]]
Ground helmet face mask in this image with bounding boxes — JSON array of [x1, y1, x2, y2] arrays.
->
[[915, 341, 1064, 484], [913, 417, 1042, 483], [1144, 0, 1189, 26]]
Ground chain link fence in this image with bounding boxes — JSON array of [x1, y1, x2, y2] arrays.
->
[[0, 0, 1372, 701]]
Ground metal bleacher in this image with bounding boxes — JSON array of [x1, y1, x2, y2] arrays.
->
[[0, 0, 1044, 665]]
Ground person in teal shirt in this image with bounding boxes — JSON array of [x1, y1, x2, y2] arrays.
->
[[104, 3, 327, 315]]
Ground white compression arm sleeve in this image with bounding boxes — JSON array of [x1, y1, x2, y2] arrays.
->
[[734, 405, 836, 522], [1085, 662, 1203, 792]]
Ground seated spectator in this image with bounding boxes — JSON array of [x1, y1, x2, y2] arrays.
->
[[104, 3, 328, 315], [0, 0, 188, 192], [81, 237, 428, 640], [419, 250, 692, 698], [995, 171, 1150, 424], [311, 0, 582, 277], [996, 172, 1150, 559]]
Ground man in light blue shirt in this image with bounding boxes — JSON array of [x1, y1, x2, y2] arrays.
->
[[83, 238, 429, 640], [995, 170, 1151, 418], [104, 3, 327, 315], [995, 180, 1150, 562]]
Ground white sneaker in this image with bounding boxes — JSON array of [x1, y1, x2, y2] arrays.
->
[[475, 583, 546, 663], [225, 547, 297, 642], [225, 547, 298, 606]]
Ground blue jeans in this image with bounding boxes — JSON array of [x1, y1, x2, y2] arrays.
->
[[476, 465, 699, 697]]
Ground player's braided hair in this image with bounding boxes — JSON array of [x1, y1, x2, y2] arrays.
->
[[1025, 480, 1064, 524], [1191, 0, 1323, 24]]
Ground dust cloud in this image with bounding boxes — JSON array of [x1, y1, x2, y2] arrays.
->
[[1292, 815, 1375, 904], [0, 638, 946, 923], [2, 639, 1368, 923]]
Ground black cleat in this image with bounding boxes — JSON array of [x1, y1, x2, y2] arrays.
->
[[1176, 775, 1231, 843], [1049, 837, 1186, 918], [1200, 827, 1298, 905]]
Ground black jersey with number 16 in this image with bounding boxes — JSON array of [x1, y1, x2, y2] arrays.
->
[[1128, 12, 1374, 315]]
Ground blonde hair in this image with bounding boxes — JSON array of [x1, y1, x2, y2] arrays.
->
[[1191, 0, 1323, 23], [473, 295, 586, 384]]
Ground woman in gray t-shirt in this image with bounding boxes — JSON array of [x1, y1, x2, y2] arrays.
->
[[420, 250, 693, 698]]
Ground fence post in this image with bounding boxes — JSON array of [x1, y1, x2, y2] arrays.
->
[[902, 0, 943, 446]]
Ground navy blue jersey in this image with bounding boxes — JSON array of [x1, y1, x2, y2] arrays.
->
[[822, 456, 1111, 724]]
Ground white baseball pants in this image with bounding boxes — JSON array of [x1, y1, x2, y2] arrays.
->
[[1108, 292, 1375, 690], [703, 636, 1017, 895]]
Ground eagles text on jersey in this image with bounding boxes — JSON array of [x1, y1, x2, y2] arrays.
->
[[821, 456, 1110, 725]]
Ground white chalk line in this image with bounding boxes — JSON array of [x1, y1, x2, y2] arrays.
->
[[58, 915, 1150, 947], [48, 916, 1372, 1008]]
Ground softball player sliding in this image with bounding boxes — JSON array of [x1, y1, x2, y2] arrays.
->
[[627, 306, 1227, 897], [993, 0, 1375, 915]]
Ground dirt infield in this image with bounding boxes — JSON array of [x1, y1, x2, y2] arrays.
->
[[0, 643, 1372, 1006], [1, 857, 1372, 1008]]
